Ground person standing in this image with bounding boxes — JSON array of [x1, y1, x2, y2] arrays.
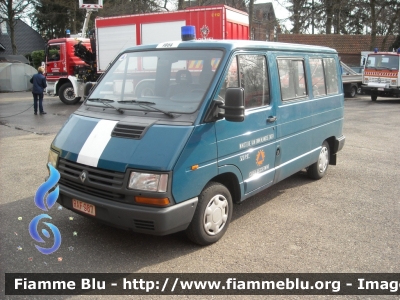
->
[[30, 66, 47, 115]]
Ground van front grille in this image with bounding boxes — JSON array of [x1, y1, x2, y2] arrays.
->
[[58, 159, 126, 202]]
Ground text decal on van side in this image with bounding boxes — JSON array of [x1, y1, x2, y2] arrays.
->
[[239, 134, 274, 149], [249, 165, 270, 178]]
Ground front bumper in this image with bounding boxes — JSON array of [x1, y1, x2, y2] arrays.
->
[[361, 85, 400, 97], [58, 185, 198, 235]]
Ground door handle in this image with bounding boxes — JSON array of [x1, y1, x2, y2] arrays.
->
[[267, 116, 277, 123]]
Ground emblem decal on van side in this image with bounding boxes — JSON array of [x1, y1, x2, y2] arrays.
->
[[256, 150, 265, 166]]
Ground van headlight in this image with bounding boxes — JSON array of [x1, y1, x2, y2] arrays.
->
[[48, 149, 59, 168], [128, 172, 168, 192]]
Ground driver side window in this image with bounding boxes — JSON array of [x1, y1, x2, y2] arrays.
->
[[48, 45, 60, 62], [215, 54, 270, 109]]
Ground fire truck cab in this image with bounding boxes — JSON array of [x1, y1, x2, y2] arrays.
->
[[45, 37, 92, 104], [361, 48, 400, 101]]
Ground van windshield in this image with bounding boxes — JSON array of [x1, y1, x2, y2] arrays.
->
[[87, 49, 223, 114], [366, 54, 399, 70]]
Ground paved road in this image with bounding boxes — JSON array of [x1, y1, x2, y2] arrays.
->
[[1, 93, 399, 299]]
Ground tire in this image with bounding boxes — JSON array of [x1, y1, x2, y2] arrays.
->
[[349, 86, 357, 98], [307, 141, 330, 180], [59, 83, 81, 105], [371, 94, 377, 101], [135, 81, 155, 97], [185, 182, 233, 246]]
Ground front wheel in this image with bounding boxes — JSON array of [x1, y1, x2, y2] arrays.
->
[[371, 94, 377, 101], [59, 83, 81, 105], [185, 182, 233, 246], [307, 141, 330, 180], [135, 81, 155, 97]]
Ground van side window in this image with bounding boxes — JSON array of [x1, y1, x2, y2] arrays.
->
[[277, 58, 307, 101], [323, 58, 339, 94], [239, 55, 270, 107], [216, 55, 270, 108], [309, 58, 327, 96]]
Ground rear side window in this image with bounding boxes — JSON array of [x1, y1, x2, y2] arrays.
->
[[309, 58, 327, 96], [216, 54, 270, 109], [323, 58, 339, 94], [277, 58, 307, 101]]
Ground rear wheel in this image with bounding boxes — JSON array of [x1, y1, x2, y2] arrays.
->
[[59, 83, 81, 105], [371, 94, 377, 101], [349, 86, 357, 98], [307, 141, 330, 180], [185, 182, 233, 246]]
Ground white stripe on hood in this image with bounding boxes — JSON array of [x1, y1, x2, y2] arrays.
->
[[77, 120, 118, 167]]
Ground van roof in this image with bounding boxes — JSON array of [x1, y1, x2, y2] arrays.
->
[[125, 39, 338, 54]]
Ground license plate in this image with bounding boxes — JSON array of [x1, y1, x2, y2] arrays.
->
[[72, 199, 96, 216], [378, 88, 384, 91]]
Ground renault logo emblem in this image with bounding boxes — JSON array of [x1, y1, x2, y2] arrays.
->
[[79, 171, 87, 183]]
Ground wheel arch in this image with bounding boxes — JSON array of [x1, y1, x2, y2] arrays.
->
[[210, 171, 242, 204], [55, 78, 71, 95]]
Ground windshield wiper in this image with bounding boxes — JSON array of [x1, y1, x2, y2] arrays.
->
[[117, 100, 174, 118], [117, 100, 156, 105], [87, 98, 124, 114]]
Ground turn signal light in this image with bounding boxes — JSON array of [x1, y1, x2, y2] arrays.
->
[[135, 196, 170, 206]]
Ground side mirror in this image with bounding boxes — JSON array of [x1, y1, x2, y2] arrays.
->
[[219, 87, 245, 122]]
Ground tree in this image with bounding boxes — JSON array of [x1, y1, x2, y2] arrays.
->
[[375, 0, 400, 50], [248, 0, 254, 39], [97, 0, 169, 17], [286, 0, 314, 33], [31, 0, 86, 40], [0, 0, 34, 54]]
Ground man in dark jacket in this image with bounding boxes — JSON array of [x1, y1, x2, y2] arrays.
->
[[30, 66, 47, 115]]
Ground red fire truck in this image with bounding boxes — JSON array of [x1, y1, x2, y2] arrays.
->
[[361, 48, 400, 101], [45, 2, 249, 104]]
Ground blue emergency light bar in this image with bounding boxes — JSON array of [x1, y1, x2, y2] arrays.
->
[[181, 26, 196, 41]]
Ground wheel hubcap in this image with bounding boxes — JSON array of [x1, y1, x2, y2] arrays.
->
[[318, 146, 329, 173], [65, 88, 75, 100], [203, 194, 228, 236]]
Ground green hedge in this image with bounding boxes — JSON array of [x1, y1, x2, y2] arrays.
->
[[31, 50, 45, 69]]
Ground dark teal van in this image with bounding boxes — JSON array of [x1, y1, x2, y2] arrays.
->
[[49, 35, 345, 245]]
